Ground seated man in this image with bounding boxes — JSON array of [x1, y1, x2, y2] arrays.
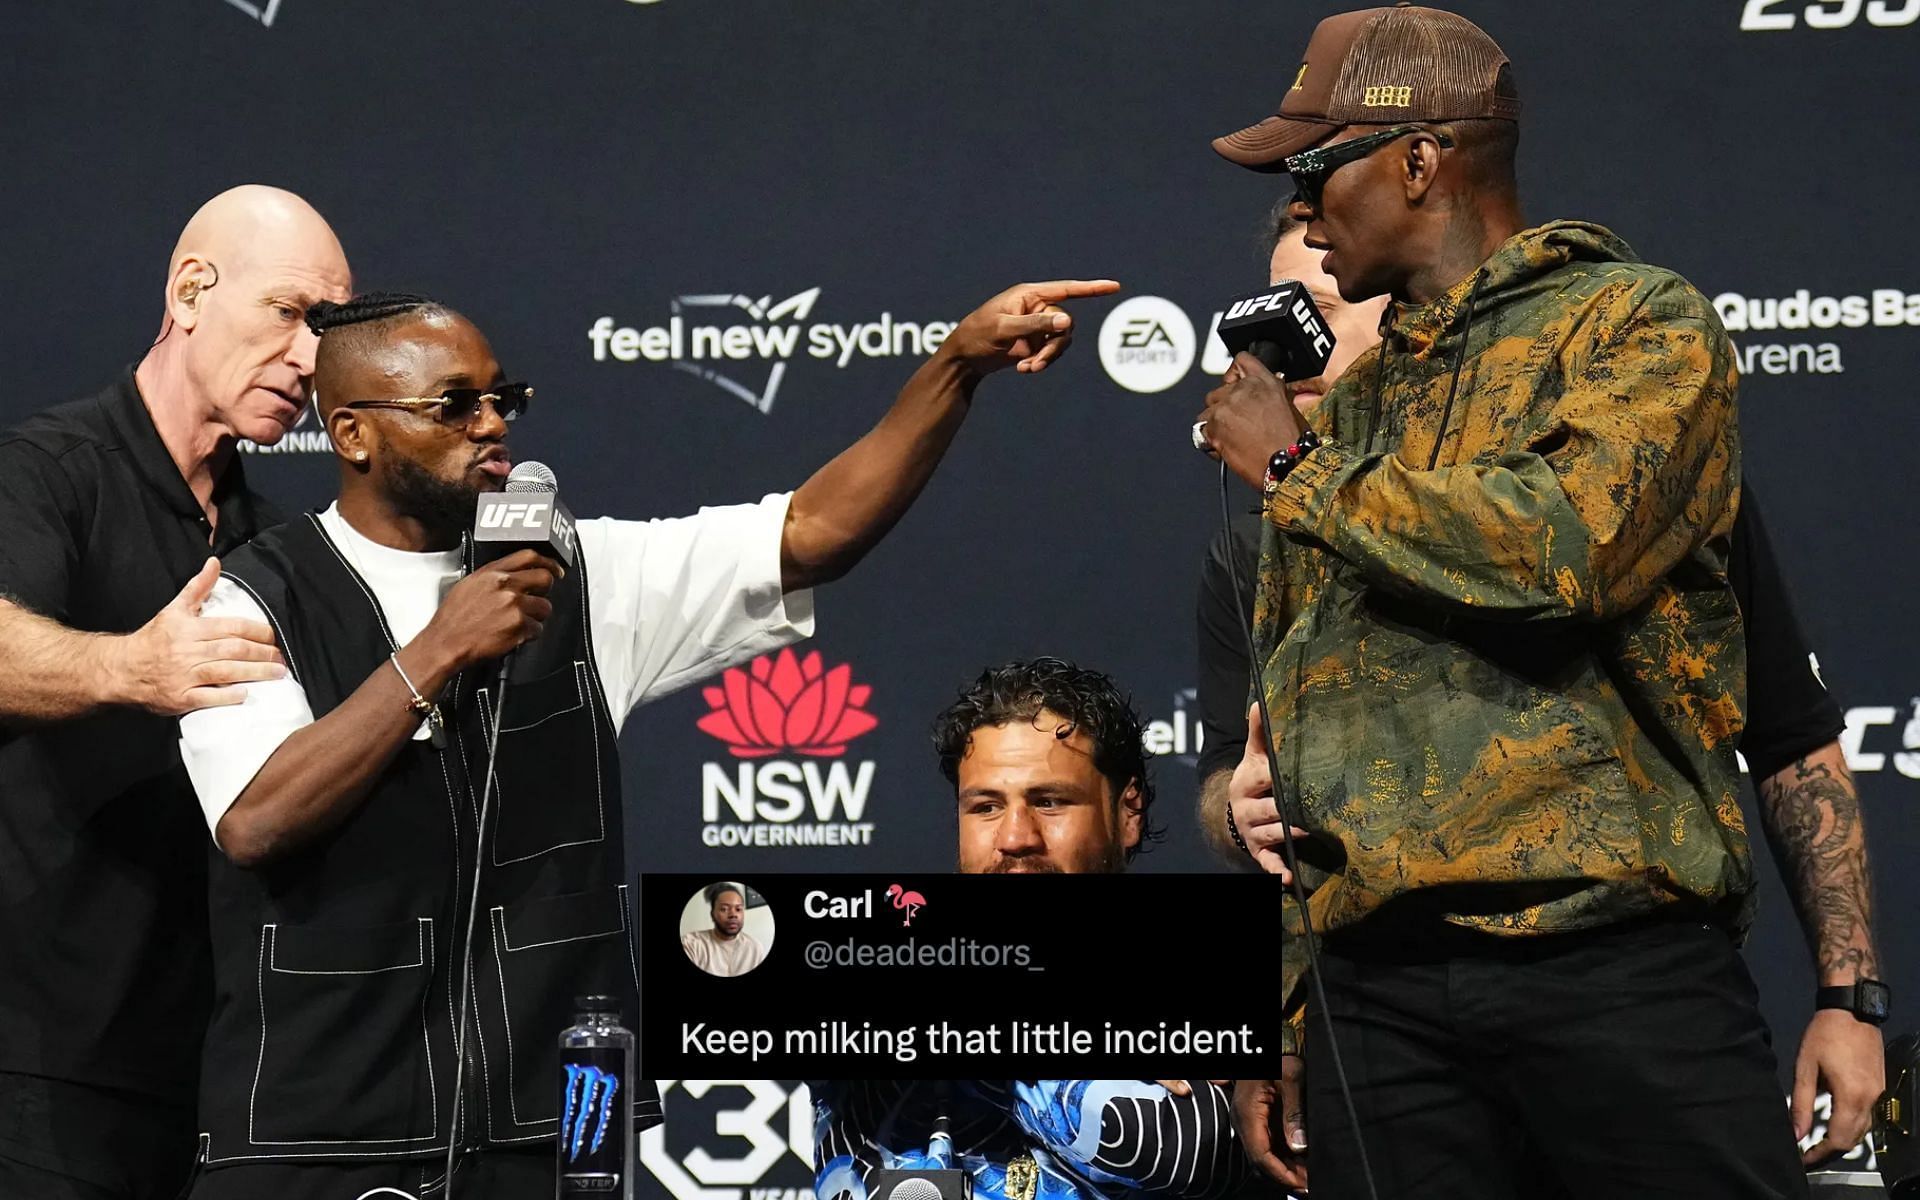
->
[[681, 881, 765, 977], [813, 659, 1244, 1200], [943, 656, 1154, 874], [175, 280, 1113, 1197]]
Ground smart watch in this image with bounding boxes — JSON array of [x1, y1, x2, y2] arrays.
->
[[1816, 980, 1892, 1025]]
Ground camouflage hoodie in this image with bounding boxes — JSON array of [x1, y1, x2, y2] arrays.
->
[[1258, 221, 1749, 1050]]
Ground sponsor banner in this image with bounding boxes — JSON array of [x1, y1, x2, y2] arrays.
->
[[1142, 687, 1206, 766], [1714, 286, 1920, 378], [1096, 296, 1197, 393], [1842, 698, 1920, 778], [238, 402, 332, 455], [698, 648, 880, 848], [589, 290, 956, 413], [639, 1080, 814, 1200], [1740, 0, 1920, 30]]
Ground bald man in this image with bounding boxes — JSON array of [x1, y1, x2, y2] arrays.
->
[[0, 186, 350, 1198]]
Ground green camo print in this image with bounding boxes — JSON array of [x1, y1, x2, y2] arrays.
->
[[1257, 222, 1750, 1053]]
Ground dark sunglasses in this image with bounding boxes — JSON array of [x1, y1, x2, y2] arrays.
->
[[341, 382, 533, 427], [1284, 124, 1454, 211]]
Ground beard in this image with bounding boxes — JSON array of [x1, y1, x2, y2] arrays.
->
[[385, 455, 482, 541]]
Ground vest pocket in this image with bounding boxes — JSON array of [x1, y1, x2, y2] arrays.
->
[[478, 661, 608, 865], [479, 886, 639, 1142], [249, 917, 442, 1148]]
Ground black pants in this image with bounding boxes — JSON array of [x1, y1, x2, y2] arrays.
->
[[186, 1145, 551, 1200], [1303, 914, 1809, 1200], [0, 1072, 195, 1200]]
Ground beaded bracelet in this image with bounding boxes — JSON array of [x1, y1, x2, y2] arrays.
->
[[1225, 794, 1252, 858]]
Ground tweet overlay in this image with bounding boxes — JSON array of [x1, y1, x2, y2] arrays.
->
[[642, 873, 1291, 1076]]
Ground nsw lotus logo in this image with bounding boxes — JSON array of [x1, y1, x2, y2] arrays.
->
[[697, 648, 878, 758], [697, 649, 880, 848]]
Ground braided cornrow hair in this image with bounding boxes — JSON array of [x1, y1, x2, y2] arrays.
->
[[305, 291, 438, 336]]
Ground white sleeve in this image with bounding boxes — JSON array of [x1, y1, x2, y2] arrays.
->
[[177, 577, 317, 845], [580, 492, 816, 725]]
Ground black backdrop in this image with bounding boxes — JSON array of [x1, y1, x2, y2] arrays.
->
[[5, 2, 1918, 1194]]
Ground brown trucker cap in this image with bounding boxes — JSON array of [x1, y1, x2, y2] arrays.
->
[[1213, 3, 1520, 172]]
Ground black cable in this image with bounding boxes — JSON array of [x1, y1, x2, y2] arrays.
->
[[441, 659, 513, 1198], [1219, 461, 1382, 1200], [1425, 272, 1484, 472]]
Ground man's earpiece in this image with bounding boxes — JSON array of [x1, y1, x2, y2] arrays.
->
[[178, 262, 221, 309]]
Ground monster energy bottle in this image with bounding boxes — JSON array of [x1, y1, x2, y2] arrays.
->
[[557, 994, 635, 1199]]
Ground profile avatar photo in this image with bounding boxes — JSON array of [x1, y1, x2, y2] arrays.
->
[[680, 880, 774, 977]]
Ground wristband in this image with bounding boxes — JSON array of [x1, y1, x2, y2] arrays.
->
[[1262, 429, 1322, 500], [1225, 795, 1252, 858], [390, 652, 448, 750]]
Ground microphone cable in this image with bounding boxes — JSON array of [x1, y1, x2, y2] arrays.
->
[[1217, 458, 1382, 1200], [440, 652, 515, 1197]]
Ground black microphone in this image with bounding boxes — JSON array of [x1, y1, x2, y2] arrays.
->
[[446, 460, 576, 1196], [1215, 281, 1335, 379], [472, 460, 578, 567]]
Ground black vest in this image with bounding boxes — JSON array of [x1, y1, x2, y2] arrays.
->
[[197, 513, 662, 1167]]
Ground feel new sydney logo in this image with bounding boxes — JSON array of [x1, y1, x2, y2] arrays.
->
[[589, 288, 960, 414]]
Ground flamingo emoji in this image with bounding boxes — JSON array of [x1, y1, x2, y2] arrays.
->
[[884, 884, 927, 927]]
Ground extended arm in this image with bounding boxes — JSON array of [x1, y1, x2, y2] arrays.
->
[[780, 279, 1117, 590], [0, 559, 284, 725]]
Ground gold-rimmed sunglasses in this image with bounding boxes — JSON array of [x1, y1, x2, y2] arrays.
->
[[340, 382, 533, 427]]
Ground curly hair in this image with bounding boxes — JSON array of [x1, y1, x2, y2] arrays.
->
[[932, 657, 1159, 861], [703, 882, 746, 908]]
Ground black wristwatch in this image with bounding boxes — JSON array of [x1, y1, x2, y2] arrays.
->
[[1817, 980, 1892, 1025]]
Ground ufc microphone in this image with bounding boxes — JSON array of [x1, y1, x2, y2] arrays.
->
[[447, 459, 576, 1197], [473, 460, 578, 567], [1215, 281, 1336, 379]]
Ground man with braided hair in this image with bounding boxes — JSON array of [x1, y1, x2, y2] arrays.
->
[[174, 280, 1115, 1196], [0, 185, 348, 1199]]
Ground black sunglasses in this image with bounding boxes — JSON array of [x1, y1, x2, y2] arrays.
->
[[1284, 124, 1454, 211], [341, 382, 534, 427]]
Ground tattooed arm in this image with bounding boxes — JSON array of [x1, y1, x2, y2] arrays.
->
[[1759, 741, 1878, 985], [1755, 740, 1884, 1163]]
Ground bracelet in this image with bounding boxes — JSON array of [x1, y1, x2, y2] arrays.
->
[[1225, 794, 1252, 858], [1262, 429, 1322, 498], [390, 652, 447, 747]]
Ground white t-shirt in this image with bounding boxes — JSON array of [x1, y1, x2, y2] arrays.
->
[[680, 928, 767, 977], [179, 495, 815, 838]]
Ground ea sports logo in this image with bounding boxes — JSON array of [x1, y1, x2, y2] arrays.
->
[[1097, 296, 1196, 394]]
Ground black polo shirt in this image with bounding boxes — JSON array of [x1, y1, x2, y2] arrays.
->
[[0, 367, 276, 1104], [1195, 486, 1845, 784]]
